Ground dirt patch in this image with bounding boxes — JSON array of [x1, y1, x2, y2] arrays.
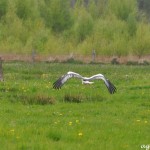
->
[[0, 53, 150, 64]]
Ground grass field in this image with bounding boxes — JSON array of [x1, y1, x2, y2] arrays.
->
[[0, 62, 150, 150]]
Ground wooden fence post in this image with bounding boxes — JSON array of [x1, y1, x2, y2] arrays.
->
[[92, 49, 96, 63], [0, 57, 3, 81], [32, 50, 36, 63]]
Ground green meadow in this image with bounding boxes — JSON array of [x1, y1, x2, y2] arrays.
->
[[0, 62, 150, 150]]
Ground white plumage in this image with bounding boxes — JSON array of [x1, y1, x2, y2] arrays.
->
[[53, 71, 116, 94]]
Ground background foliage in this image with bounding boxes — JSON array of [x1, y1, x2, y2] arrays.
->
[[0, 0, 150, 56]]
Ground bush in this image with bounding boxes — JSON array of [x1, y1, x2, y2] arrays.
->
[[21, 94, 56, 105], [64, 94, 83, 103]]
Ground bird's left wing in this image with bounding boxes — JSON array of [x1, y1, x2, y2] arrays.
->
[[88, 74, 116, 94], [53, 71, 83, 89]]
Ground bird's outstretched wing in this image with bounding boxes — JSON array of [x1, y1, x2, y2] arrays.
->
[[88, 74, 116, 94], [53, 71, 83, 89]]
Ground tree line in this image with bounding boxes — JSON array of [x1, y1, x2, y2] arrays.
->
[[0, 0, 150, 57]]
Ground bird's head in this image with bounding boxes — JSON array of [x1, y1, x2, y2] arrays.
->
[[82, 80, 94, 85]]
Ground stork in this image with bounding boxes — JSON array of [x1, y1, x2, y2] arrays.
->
[[53, 71, 116, 94]]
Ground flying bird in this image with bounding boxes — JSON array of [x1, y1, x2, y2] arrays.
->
[[53, 71, 116, 94]]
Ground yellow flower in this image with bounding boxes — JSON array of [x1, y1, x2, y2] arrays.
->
[[68, 122, 72, 126], [10, 129, 14, 132], [78, 132, 83, 136], [76, 120, 79, 123], [144, 121, 148, 123], [10, 129, 15, 135]]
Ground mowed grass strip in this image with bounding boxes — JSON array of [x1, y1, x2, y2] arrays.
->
[[0, 62, 150, 150]]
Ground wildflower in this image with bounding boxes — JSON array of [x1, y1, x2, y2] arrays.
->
[[10, 129, 15, 132], [76, 120, 79, 123], [10, 129, 15, 135], [68, 122, 72, 126], [144, 121, 148, 124], [78, 132, 83, 136], [136, 120, 140, 122]]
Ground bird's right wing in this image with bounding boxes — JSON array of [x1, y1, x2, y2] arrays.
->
[[53, 71, 83, 89]]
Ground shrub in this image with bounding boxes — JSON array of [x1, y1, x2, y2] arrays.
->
[[21, 94, 56, 105], [64, 94, 83, 103]]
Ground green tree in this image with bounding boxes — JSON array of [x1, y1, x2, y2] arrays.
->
[[73, 8, 93, 42], [127, 13, 137, 36], [41, 0, 73, 32], [109, 0, 136, 21], [16, 0, 31, 20], [0, 0, 8, 19]]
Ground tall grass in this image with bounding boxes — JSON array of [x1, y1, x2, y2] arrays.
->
[[0, 62, 150, 149]]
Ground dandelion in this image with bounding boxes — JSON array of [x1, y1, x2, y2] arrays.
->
[[10, 129, 15, 132], [76, 120, 79, 123], [136, 120, 140, 122], [78, 132, 83, 136], [144, 121, 148, 124], [10, 129, 15, 135], [68, 122, 72, 126]]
